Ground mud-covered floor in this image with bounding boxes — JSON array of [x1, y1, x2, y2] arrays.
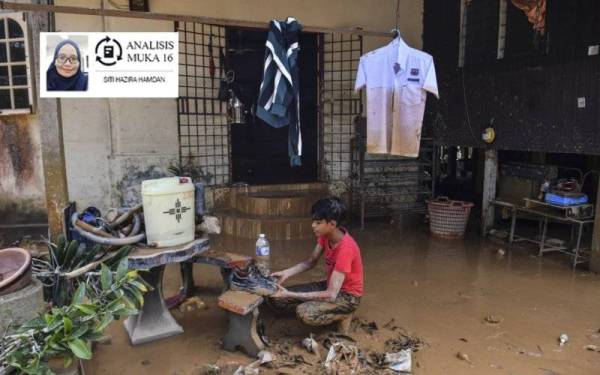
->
[[85, 222, 600, 374]]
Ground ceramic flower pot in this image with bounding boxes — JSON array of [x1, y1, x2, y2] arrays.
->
[[0, 247, 32, 296]]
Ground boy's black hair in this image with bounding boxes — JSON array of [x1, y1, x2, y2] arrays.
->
[[311, 197, 346, 226]]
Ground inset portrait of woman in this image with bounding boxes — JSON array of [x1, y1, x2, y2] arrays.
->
[[46, 39, 88, 91]]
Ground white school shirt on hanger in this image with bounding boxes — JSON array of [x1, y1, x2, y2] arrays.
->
[[355, 38, 438, 157]]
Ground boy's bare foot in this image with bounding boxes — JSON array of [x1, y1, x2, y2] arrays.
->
[[336, 313, 354, 334]]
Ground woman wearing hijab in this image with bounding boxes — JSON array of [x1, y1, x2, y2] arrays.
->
[[47, 39, 88, 91]]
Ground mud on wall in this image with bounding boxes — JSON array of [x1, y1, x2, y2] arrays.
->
[[0, 115, 47, 224]]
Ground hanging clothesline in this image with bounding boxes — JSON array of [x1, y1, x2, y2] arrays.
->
[[0, 1, 393, 37]]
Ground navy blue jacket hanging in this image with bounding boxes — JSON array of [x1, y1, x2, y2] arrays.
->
[[256, 17, 303, 167]]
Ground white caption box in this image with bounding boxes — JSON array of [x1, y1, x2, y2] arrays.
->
[[40, 32, 178, 98]]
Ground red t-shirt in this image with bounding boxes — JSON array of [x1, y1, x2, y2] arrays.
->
[[318, 230, 364, 296]]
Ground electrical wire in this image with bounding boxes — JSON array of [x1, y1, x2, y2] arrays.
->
[[395, 0, 400, 31], [460, 66, 482, 145]]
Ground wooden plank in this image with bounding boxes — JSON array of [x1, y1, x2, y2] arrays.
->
[[0, 1, 391, 37], [481, 149, 498, 236], [26, 11, 69, 239], [590, 180, 600, 272], [218, 290, 263, 315]]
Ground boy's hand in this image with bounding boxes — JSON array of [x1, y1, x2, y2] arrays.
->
[[270, 270, 289, 284], [271, 285, 290, 298]]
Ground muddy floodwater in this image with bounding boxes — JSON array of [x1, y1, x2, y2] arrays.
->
[[86, 223, 600, 374]]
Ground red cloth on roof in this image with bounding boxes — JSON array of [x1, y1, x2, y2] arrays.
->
[[511, 0, 546, 35]]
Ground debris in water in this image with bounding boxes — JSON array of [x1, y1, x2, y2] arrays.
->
[[584, 344, 600, 352], [200, 364, 220, 375], [496, 248, 506, 259], [486, 331, 506, 340], [267, 342, 310, 371], [459, 338, 469, 342], [232, 352, 272, 375], [367, 351, 386, 367], [558, 333, 569, 347], [385, 333, 424, 352], [412, 280, 419, 287], [383, 318, 400, 331], [302, 334, 320, 357], [233, 364, 258, 375], [483, 315, 504, 325], [141, 359, 151, 366], [178, 296, 207, 313], [458, 291, 472, 299], [489, 229, 509, 239], [257, 350, 273, 364], [539, 368, 559, 375], [518, 349, 542, 358], [221, 351, 273, 375], [456, 351, 473, 364], [385, 349, 412, 372], [351, 317, 379, 335], [324, 332, 356, 345], [324, 341, 360, 374]]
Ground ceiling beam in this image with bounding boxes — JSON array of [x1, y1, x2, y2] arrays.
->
[[0, 1, 392, 37]]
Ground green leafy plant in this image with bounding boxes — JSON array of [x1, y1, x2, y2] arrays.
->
[[34, 235, 134, 307], [168, 154, 213, 184], [2, 259, 150, 374]]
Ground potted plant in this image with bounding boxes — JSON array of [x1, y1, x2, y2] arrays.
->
[[1, 259, 149, 374]]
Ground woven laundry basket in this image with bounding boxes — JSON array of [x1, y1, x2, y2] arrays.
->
[[427, 197, 474, 239]]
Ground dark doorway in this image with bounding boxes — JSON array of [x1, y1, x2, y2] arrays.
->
[[226, 28, 319, 185]]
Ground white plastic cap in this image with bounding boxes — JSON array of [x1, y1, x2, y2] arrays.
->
[[259, 233, 265, 238]]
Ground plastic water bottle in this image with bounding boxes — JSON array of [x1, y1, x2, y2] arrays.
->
[[255, 233, 270, 275]]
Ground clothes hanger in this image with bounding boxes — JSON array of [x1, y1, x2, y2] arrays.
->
[[391, 0, 402, 41]]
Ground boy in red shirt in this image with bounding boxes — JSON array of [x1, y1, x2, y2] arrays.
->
[[269, 197, 363, 330]]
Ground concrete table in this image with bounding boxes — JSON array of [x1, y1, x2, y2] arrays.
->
[[124, 237, 210, 345]]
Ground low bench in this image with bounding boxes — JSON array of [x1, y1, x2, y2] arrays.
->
[[164, 250, 264, 356], [218, 290, 265, 356]]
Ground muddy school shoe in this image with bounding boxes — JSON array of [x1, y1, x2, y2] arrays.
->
[[229, 264, 278, 296]]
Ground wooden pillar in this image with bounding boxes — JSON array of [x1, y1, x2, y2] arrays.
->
[[481, 149, 498, 236], [28, 11, 69, 239], [473, 148, 485, 198], [39, 102, 69, 239], [590, 178, 600, 272]]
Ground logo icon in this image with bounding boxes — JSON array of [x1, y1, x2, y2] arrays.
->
[[162, 198, 191, 223], [95, 36, 123, 66]]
